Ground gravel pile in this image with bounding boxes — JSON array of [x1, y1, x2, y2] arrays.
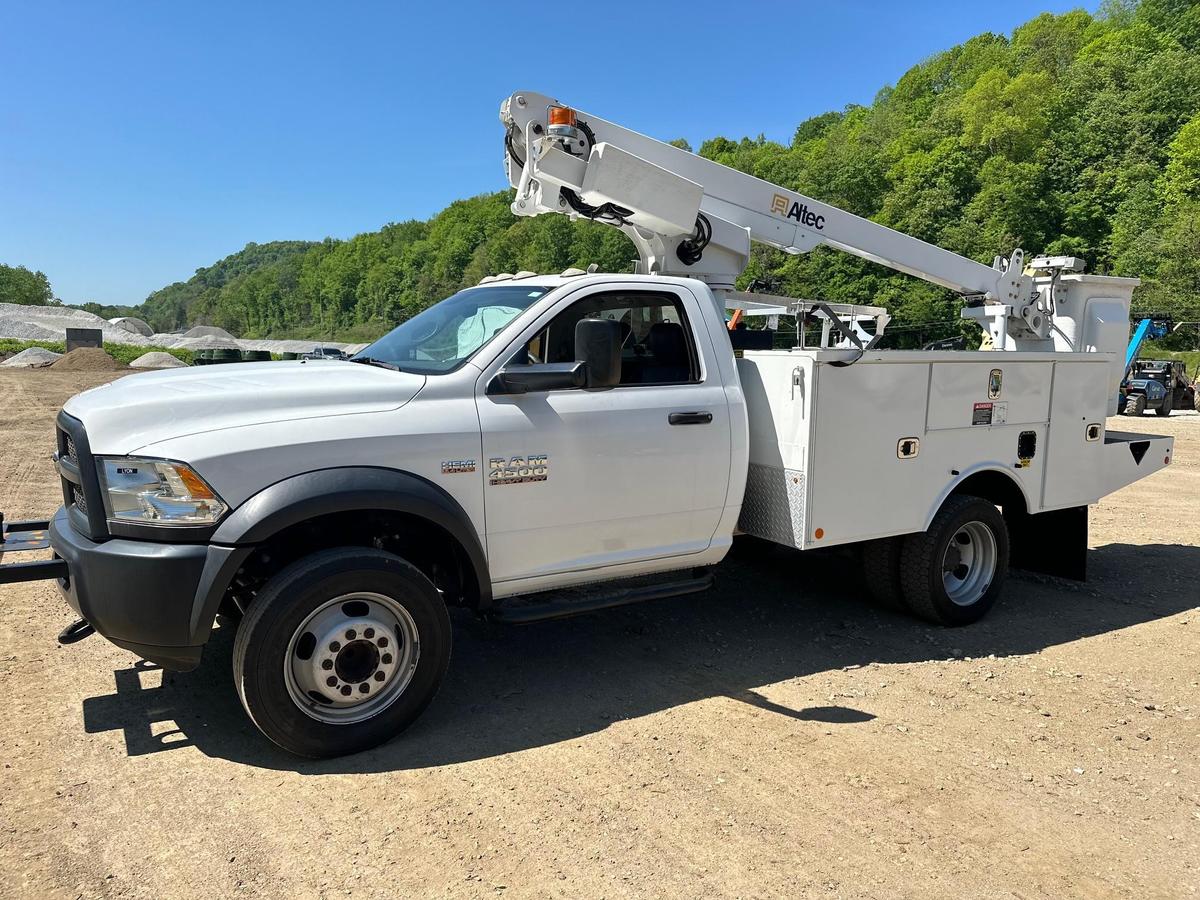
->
[[0, 301, 364, 357], [49, 348, 126, 371], [0, 316, 61, 341], [170, 334, 244, 351], [1, 347, 63, 368], [182, 325, 236, 341], [0, 302, 154, 345], [129, 351, 189, 369]]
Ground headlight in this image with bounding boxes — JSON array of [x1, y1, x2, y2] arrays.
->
[[97, 457, 228, 526]]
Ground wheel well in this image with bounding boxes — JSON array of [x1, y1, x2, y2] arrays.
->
[[221, 509, 482, 616], [950, 470, 1028, 517]]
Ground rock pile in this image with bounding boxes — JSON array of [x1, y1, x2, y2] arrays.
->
[[129, 351, 189, 369], [49, 348, 126, 372], [0, 347, 63, 368]]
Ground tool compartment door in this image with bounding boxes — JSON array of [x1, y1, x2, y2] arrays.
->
[[1042, 357, 1111, 509], [806, 358, 933, 547]]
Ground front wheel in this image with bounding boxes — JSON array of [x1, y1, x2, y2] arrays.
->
[[232, 547, 451, 758], [899, 495, 1009, 626], [1155, 392, 1173, 417]]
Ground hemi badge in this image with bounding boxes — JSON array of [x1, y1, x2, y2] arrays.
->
[[441, 460, 476, 474]]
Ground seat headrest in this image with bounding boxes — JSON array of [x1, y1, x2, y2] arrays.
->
[[648, 322, 688, 366]]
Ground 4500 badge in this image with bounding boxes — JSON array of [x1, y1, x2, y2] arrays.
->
[[489, 454, 549, 486]]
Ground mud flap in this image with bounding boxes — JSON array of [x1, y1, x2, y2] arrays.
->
[[1006, 505, 1087, 581]]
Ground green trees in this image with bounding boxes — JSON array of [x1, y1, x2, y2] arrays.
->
[[700, 0, 1200, 336], [0, 264, 55, 305], [11, 1, 1199, 344], [127, 195, 642, 339]]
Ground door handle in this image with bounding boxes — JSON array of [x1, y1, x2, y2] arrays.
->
[[668, 411, 713, 425]]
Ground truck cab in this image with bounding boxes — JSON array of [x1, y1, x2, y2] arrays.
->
[[45, 274, 747, 756]]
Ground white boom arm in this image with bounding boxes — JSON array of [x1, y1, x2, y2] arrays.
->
[[500, 91, 1065, 347]]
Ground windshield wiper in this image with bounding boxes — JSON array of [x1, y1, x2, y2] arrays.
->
[[350, 356, 401, 371]]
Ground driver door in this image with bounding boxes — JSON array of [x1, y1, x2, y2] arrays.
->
[[475, 283, 731, 587]]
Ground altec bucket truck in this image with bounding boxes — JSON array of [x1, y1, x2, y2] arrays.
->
[[0, 92, 1173, 757]]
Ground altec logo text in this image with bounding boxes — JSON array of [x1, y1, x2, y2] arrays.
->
[[770, 194, 826, 230]]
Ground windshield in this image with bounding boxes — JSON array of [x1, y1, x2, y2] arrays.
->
[[354, 285, 550, 374]]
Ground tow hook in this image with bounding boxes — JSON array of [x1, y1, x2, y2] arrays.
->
[[57, 619, 95, 645]]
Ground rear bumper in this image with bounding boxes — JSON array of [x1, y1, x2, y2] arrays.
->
[[1100, 431, 1174, 496], [48, 507, 247, 671]]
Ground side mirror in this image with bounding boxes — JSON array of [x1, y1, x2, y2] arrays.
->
[[575, 318, 622, 388], [488, 361, 587, 395]]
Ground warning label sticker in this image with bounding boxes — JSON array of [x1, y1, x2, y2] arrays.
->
[[972, 402, 993, 426]]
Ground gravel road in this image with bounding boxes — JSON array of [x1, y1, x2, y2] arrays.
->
[[1, 369, 1197, 899]]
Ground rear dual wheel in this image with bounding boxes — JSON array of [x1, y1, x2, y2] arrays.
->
[[862, 494, 1009, 626], [233, 547, 451, 758]]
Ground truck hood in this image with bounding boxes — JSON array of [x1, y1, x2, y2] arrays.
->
[[63, 360, 426, 454]]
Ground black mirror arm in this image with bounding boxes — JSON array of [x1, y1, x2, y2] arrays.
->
[[488, 362, 588, 395]]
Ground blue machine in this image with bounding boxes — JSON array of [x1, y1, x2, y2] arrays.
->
[[1119, 317, 1196, 416], [1124, 318, 1170, 380]]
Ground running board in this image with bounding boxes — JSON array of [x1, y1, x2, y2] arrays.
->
[[490, 569, 714, 624]]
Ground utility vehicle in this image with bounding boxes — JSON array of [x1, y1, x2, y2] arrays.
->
[[0, 93, 1173, 757]]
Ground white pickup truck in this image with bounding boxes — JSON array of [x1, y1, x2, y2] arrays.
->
[[0, 93, 1173, 757]]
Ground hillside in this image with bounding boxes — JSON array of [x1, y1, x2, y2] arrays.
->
[[9, 1, 1200, 346]]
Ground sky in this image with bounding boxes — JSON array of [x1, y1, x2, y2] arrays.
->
[[1, 0, 1094, 306]]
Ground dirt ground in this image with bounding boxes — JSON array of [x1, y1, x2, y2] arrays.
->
[[1, 368, 1197, 899]]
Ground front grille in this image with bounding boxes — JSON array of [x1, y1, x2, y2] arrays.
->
[[57, 411, 106, 540]]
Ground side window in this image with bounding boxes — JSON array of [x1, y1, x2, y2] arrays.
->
[[525, 291, 699, 386]]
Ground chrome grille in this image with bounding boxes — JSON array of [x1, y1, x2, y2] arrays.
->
[[65, 434, 78, 464], [72, 486, 88, 514]]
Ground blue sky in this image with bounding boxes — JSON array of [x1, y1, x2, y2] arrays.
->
[[1, 0, 1092, 306]]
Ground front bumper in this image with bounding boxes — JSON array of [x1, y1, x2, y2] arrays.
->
[[48, 507, 247, 671]]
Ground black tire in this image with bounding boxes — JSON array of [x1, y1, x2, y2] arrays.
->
[[1125, 394, 1146, 416], [232, 547, 451, 758], [1155, 392, 1173, 417], [861, 537, 905, 610], [899, 495, 1009, 626]]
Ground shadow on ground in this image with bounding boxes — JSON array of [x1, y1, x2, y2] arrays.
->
[[80, 537, 1200, 772]]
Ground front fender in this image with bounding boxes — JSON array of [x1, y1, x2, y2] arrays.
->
[[209, 466, 491, 607]]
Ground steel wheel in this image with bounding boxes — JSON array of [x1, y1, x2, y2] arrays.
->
[[899, 494, 1010, 626], [941, 521, 998, 606], [283, 591, 421, 725]]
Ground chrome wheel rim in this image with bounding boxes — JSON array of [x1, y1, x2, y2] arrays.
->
[[941, 521, 997, 607], [283, 592, 420, 725]]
